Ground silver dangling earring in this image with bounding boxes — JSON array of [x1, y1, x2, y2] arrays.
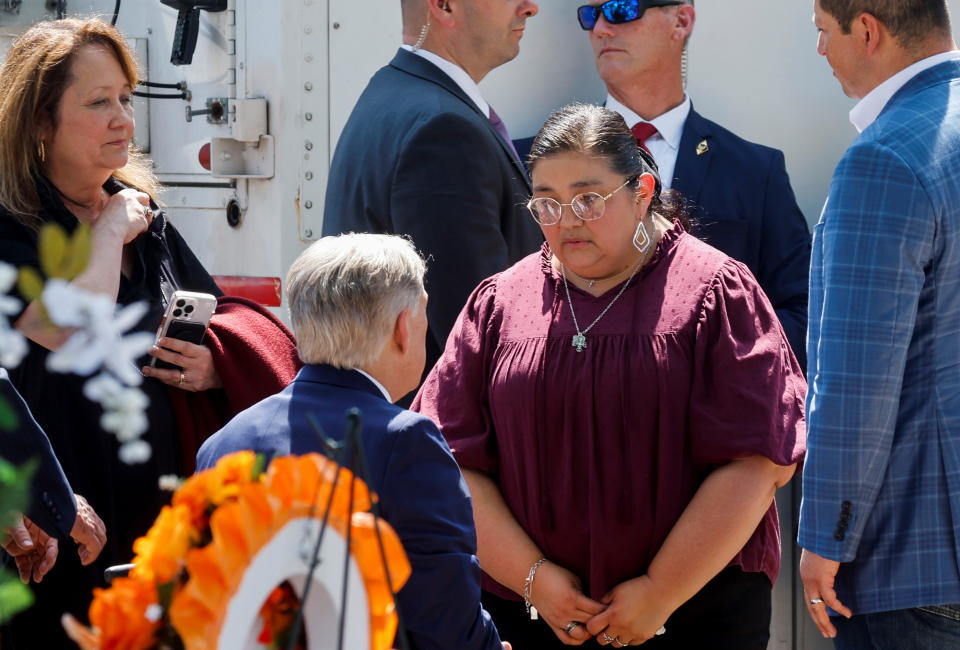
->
[[681, 47, 689, 90], [413, 18, 431, 51], [633, 219, 651, 254], [37, 140, 46, 162]]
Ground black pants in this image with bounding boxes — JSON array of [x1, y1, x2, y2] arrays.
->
[[482, 566, 771, 649]]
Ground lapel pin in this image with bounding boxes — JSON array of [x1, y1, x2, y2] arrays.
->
[[696, 139, 709, 156]]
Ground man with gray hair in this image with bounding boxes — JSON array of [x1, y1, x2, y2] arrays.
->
[[197, 233, 509, 650]]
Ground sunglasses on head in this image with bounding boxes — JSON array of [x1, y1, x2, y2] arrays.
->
[[577, 0, 684, 31]]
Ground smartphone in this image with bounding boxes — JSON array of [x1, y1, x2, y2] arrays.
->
[[150, 290, 217, 369]]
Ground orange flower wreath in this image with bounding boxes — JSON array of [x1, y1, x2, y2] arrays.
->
[[63, 451, 411, 650]]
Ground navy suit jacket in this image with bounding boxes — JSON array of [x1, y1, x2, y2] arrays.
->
[[0, 369, 76, 539], [323, 49, 542, 373], [196, 364, 502, 650], [516, 107, 810, 367]]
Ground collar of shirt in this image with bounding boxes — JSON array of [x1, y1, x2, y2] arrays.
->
[[605, 93, 691, 152], [353, 368, 392, 403], [850, 50, 960, 133], [400, 44, 490, 117]]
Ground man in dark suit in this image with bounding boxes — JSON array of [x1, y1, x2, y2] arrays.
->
[[519, 0, 810, 365], [197, 234, 509, 650], [322, 0, 543, 374], [0, 369, 105, 583]]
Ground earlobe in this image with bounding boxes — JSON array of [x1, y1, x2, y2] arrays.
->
[[394, 308, 411, 355]]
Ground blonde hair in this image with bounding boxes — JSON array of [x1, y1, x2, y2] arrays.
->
[[0, 18, 159, 230], [286, 234, 427, 368]]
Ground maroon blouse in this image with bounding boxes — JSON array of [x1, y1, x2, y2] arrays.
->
[[413, 224, 806, 601]]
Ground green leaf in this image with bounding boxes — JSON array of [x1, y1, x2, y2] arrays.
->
[[16, 267, 44, 303], [252, 453, 267, 480], [38, 223, 67, 279], [0, 569, 33, 624], [60, 225, 92, 280], [0, 458, 36, 532], [0, 397, 18, 431]]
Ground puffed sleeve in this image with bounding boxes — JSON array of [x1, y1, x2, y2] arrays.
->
[[412, 275, 502, 475], [689, 259, 806, 467]]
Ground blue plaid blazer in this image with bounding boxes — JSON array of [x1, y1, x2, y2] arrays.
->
[[799, 60, 960, 615]]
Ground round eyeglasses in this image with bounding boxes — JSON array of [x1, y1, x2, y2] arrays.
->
[[527, 178, 634, 226]]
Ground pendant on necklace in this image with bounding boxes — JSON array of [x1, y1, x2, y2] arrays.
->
[[572, 332, 587, 352]]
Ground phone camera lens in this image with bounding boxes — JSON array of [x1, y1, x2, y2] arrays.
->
[[176, 299, 186, 308], [173, 309, 183, 318], [184, 305, 195, 314]]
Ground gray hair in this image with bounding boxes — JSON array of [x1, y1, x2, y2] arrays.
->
[[286, 233, 427, 368]]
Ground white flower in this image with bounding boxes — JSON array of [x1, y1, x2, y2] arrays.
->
[[119, 440, 151, 465], [158, 475, 182, 492], [0, 324, 27, 368], [144, 604, 163, 623], [44, 282, 152, 382], [0, 262, 16, 293], [0, 263, 26, 368], [0, 263, 21, 318]]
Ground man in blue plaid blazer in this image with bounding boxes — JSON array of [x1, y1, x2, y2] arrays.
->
[[799, 1, 960, 647]]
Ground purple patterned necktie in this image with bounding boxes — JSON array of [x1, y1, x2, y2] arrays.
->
[[488, 105, 521, 163]]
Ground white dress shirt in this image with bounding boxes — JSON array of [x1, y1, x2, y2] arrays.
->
[[354, 368, 392, 403], [850, 50, 960, 133], [401, 44, 490, 118], [606, 94, 692, 189]]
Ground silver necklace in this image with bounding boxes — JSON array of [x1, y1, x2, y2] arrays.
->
[[565, 263, 635, 289], [561, 260, 642, 352]]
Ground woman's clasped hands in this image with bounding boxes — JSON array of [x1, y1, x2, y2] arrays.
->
[[528, 561, 606, 645], [531, 565, 672, 647], [585, 575, 672, 647]]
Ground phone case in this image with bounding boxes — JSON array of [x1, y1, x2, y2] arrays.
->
[[153, 320, 208, 370]]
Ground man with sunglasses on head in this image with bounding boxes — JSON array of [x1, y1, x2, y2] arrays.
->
[[323, 0, 543, 392], [574, 0, 811, 368]]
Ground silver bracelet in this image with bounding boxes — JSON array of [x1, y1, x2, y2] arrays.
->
[[523, 557, 547, 619]]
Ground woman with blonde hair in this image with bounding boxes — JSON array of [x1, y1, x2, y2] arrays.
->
[[0, 18, 221, 648]]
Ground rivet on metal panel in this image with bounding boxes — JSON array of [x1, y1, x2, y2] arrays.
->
[[305, 54, 313, 63], [333, 22, 340, 29], [304, 141, 313, 151], [304, 25, 313, 34], [305, 113, 313, 121], [305, 171, 314, 180], [304, 201, 313, 209], [304, 82, 313, 91], [304, 229, 314, 238]]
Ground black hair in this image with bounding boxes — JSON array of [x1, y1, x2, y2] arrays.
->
[[528, 103, 690, 227]]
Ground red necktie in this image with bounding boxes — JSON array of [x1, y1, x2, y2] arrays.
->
[[631, 122, 659, 155]]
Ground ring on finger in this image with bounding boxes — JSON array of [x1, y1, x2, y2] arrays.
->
[[178, 369, 186, 387], [809, 597, 825, 605], [564, 621, 582, 635], [602, 632, 617, 643], [141, 205, 152, 219]]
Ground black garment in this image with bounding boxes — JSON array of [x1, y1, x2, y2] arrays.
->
[[0, 176, 221, 649], [0, 368, 76, 540], [482, 566, 771, 650], [323, 48, 543, 376]]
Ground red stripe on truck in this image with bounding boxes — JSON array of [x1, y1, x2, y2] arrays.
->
[[212, 276, 282, 307]]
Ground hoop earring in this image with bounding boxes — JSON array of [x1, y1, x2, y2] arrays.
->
[[38, 140, 46, 162], [413, 18, 431, 51], [633, 219, 651, 254]]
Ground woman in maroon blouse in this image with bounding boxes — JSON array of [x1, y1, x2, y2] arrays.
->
[[413, 104, 806, 649]]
